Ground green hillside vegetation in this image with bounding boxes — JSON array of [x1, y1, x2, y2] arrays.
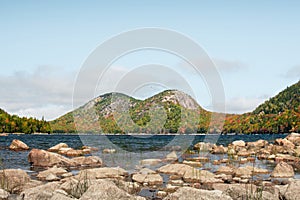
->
[[253, 81, 299, 115], [0, 109, 52, 134], [51, 81, 300, 134], [223, 80, 300, 134], [50, 90, 217, 134]]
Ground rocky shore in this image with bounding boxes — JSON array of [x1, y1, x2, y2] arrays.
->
[[1, 133, 300, 200]]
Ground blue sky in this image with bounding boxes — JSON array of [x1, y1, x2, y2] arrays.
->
[[0, 1, 299, 120]]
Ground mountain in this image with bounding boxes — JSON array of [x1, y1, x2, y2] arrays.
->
[[50, 90, 218, 134], [223, 80, 300, 134], [253, 80, 300, 115], [0, 109, 51, 134], [51, 81, 300, 134]]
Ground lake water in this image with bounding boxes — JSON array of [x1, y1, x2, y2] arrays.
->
[[0, 134, 291, 175]]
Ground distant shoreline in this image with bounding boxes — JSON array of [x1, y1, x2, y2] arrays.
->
[[1, 132, 291, 136]]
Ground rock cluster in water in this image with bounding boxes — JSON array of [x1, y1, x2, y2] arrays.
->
[[2, 133, 300, 200]]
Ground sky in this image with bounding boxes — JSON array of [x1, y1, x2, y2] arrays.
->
[[0, 0, 299, 120]]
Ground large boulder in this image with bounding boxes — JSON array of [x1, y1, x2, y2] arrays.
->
[[48, 143, 69, 152], [28, 149, 77, 168], [217, 183, 279, 200], [9, 139, 29, 151], [163, 187, 233, 200], [0, 169, 30, 193], [50, 192, 74, 200], [20, 182, 60, 200], [279, 179, 300, 200], [271, 161, 294, 178], [0, 189, 9, 200], [79, 179, 145, 200]]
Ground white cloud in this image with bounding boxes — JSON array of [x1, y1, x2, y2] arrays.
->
[[13, 105, 73, 121], [212, 58, 247, 73], [283, 65, 300, 79], [224, 96, 267, 114], [0, 66, 76, 120]]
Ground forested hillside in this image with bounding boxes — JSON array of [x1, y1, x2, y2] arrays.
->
[[0, 109, 52, 134], [223, 80, 300, 134], [253, 80, 299, 114], [50, 90, 216, 134], [51, 81, 299, 134]]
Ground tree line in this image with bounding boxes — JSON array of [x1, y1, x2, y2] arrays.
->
[[0, 109, 52, 134]]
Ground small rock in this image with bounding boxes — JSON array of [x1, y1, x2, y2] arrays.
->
[[212, 160, 221, 165], [245, 165, 269, 174], [168, 179, 184, 186], [232, 140, 246, 147], [9, 139, 29, 151], [37, 166, 67, 180], [48, 143, 69, 152], [275, 138, 295, 150], [71, 156, 103, 167], [193, 142, 213, 151], [239, 158, 248, 164], [46, 173, 60, 182], [182, 160, 202, 167], [157, 164, 193, 176], [139, 168, 156, 175], [227, 148, 236, 155], [237, 149, 250, 157], [165, 151, 177, 161], [234, 167, 252, 178], [186, 157, 209, 162], [211, 145, 228, 154], [247, 139, 268, 149], [156, 190, 167, 198], [132, 173, 163, 185], [102, 148, 116, 153], [140, 159, 161, 166], [216, 166, 235, 175], [61, 172, 73, 178]]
